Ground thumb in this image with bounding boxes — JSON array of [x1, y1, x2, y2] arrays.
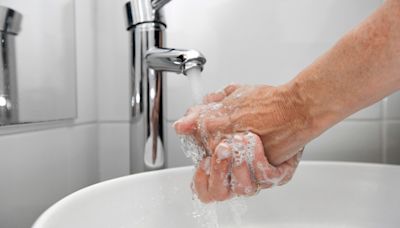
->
[[173, 111, 198, 135]]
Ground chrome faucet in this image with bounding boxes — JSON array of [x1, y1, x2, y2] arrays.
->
[[125, 0, 206, 173]]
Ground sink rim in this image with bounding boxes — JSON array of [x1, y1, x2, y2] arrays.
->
[[32, 161, 400, 227]]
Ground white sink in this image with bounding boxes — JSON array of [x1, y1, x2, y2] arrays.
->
[[33, 162, 400, 228]]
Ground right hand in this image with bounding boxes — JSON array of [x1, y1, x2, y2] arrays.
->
[[174, 84, 311, 166]]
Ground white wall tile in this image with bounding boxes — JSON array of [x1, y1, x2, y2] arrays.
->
[[0, 130, 69, 228], [67, 124, 99, 192], [96, 0, 130, 122], [347, 101, 382, 120], [0, 124, 98, 228], [386, 92, 400, 120], [303, 121, 382, 163], [385, 122, 400, 165], [75, 0, 98, 123], [98, 123, 130, 181]]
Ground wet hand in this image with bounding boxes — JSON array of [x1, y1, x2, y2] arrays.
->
[[174, 84, 309, 166], [192, 132, 302, 203]]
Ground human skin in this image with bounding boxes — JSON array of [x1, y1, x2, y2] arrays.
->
[[191, 132, 302, 203], [174, 0, 400, 202]]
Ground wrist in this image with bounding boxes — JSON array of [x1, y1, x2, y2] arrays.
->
[[275, 83, 314, 143], [281, 78, 341, 142]]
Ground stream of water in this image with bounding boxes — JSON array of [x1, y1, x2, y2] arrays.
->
[[181, 68, 248, 228], [186, 68, 204, 104]]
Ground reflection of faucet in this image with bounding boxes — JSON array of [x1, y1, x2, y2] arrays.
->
[[0, 6, 22, 125], [125, 0, 206, 173]]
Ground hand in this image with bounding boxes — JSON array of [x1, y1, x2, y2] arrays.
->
[[174, 84, 309, 166], [192, 132, 302, 203]]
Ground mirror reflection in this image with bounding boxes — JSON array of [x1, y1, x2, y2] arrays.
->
[[0, 0, 77, 125]]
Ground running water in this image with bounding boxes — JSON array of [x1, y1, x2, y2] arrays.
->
[[186, 67, 204, 104], [179, 69, 249, 227]]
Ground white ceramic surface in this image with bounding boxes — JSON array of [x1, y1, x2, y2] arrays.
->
[[34, 162, 400, 228]]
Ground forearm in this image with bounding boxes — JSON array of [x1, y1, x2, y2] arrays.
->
[[287, 0, 400, 140]]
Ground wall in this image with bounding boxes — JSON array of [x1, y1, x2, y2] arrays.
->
[[96, 0, 131, 181], [95, 0, 400, 175], [0, 0, 99, 227]]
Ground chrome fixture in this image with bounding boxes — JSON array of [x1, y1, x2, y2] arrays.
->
[[0, 6, 22, 125], [125, 0, 206, 173]]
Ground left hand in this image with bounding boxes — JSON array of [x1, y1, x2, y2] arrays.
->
[[192, 132, 302, 203]]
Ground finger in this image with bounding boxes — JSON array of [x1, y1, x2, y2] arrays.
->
[[223, 84, 239, 96], [192, 157, 213, 203], [268, 147, 301, 167], [202, 84, 240, 104], [208, 142, 233, 201], [231, 160, 257, 196], [230, 134, 257, 196], [203, 116, 233, 136], [250, 132, 299, 188], [173, 106, 201, 135], [250, 133, 276, 189], [254, 143, 303, 188], [203, 92, 226, 104], [276, 150, 303, 185]]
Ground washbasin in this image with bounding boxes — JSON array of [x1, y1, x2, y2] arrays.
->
[[33, 161, 400, 227]]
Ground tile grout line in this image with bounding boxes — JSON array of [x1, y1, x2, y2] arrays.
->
[[0, 120, 132, 136], [0, 120, 97, 136], [382, 98, 388, 163]]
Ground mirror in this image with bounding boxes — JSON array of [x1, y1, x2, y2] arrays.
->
[[0, 0, 77, 125]]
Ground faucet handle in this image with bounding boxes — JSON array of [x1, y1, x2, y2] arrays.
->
[[125, 0, 167, 30], [152, 0, 171, 11]]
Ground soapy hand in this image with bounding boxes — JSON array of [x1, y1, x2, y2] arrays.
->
[[192, 132, 302, 203], [174, 84, 308, 202], [174, 84, 309, 166]]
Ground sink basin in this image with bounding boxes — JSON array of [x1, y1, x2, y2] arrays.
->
[[33, 161, 400, 228]]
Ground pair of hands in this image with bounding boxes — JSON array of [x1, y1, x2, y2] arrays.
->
[[174, 84, 307, 203]]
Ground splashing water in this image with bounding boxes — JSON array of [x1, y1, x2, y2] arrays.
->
[[178, 133, 252, 227], [181, 69, 251, 227], [179, 135, 206, 166], [192, 195, 219, 228], [186, 67, 204, 104], [191, 194, 248, 228]]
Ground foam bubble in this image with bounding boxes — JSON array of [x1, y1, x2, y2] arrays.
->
[[179, 135, 206, 166], [208, 102, 223, 111]]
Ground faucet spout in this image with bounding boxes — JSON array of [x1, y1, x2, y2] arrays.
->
[[145, 48, 206, 75], [125, 0, 207, 173]]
